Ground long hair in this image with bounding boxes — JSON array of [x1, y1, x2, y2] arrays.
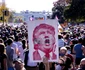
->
[[0, 43, 6, 54]]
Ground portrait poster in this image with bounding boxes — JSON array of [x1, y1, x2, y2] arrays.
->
[[27, 20, 59, 62]]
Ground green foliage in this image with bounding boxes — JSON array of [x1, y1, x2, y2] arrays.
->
[[64, 0, 85, 22], [8, 12, 14, 23]]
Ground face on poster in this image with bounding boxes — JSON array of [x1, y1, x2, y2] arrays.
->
[[27, 20, 59, 62]]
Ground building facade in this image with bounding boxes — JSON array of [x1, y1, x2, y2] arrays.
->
[[13, 10, 52, 22]]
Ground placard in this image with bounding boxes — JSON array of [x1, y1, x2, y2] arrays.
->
[[27, 20, 59, 62]]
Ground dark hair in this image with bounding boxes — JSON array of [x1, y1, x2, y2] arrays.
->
[[78, 38, 82, 43], [22, 39, 26, 49], [14, 36, 18, 42], [9, 36, 15, 41], [58, 35, 63, 39], [72, 40, 78, 44], [64, 57, 72, 69], [0, 38, 4, 43], [7, 38, 13, 45], [0, 43, 5, 53]]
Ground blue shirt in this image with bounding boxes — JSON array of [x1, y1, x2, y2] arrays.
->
[[74, 44, 83, 58]]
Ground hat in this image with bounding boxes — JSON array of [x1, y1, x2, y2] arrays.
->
[[13, 58, 24, 65], [81, 58, 85, 62], [60, 47, 67, 51]]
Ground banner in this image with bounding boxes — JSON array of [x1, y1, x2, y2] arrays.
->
[[27, 20, 59, 62]]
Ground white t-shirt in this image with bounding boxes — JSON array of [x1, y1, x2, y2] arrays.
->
[[12, 42, 18, 60], [14, 41, 22, 47], [18, 45, 24, 62], [14, 41, 24, 61]]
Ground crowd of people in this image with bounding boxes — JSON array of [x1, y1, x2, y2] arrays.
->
[[0, 23, 85, 70]]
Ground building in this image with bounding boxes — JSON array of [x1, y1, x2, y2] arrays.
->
[[13, 10, 52, 22]]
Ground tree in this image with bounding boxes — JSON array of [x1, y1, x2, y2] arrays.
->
[[8, 11, 14, 23], [64, 0, 85, 22], [51, 1, 66, 24], [0, 2, 10, 23]]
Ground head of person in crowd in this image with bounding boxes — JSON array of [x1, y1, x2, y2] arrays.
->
[[0, 38, 4, 43], [76, 33, 80, 38], [13, 58, 25, 70], [10, 35, 15, 39], [78, 38, 82, 44], [58, 54, 74, 70], [16, 29, 21, 33], [18, 32, 22, 39], [59, 47, 67, 57], [14, 35, 19, 42], [58, 35, 63, 39], [65, 34, 69, 39], [79, 58, 85, 70], [2, 36, 7, 42], [72, 34, 76, 39], [6, 38, 13, 46], [0, 43, 6, 54], [64, 54, 74, 68], [70, 39, 78, 45]]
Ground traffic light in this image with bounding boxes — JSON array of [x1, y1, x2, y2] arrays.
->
[[4, 10, 9, 16]]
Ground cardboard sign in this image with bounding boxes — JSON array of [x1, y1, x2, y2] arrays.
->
[[27, 20, 59, 62]]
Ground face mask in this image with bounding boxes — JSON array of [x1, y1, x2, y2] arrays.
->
[[55, 65, 62, 70], [59, 53, 65, 57]]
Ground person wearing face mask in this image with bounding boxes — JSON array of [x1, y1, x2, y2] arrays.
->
[[77, 58, 85, 70], [59, 47, 67, 58]]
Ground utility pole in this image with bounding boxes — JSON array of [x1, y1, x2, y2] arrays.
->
[[2, 10, 4, 25], [2, 0, 5, 25]]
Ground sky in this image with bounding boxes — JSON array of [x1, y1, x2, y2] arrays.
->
[[1, 0, 58, 13]]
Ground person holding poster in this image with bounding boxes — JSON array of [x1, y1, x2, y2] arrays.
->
[[33, 24, 57, 60]]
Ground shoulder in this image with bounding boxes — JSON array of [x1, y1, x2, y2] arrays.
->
[[81, 45, 85, 50], [74, 44, 78, 48], [74, 44, 78, 46], [11, 47, 14, 50], [12, 42, 18, 47]]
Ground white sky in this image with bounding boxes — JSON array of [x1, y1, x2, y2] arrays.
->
[[1, 0, 58, 13]]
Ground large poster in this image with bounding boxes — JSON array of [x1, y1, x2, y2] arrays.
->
[[27, 20, 59, 62]]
